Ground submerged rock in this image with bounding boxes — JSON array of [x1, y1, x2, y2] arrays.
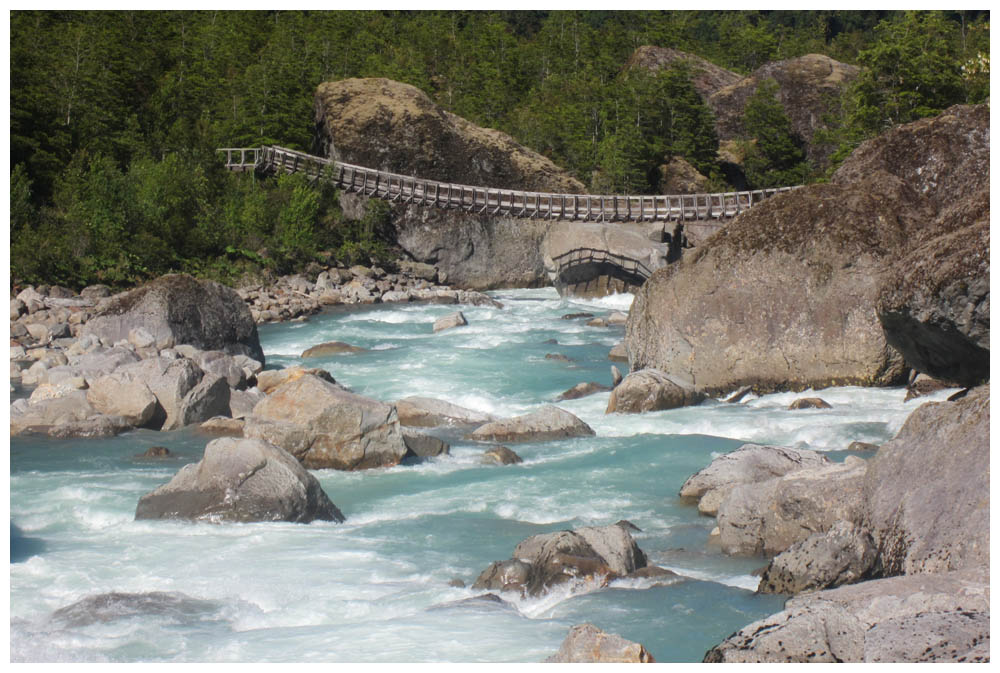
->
[[301, 341, 366, 358], [50, 591, 218, 628], [466, 405, 594, 444], [546, 623, 656, 663], [135, 437, 344, 523]]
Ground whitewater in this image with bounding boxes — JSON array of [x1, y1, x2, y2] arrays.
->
[[9, 287, 956, 662]]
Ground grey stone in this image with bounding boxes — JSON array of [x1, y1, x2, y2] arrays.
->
[[395, 396, 496, 428], [135, 437, 344, 524], [482, 445, 522, 465], [86, 372, 158, 427], [178, 375, 232, 428], [556, 381, 611, 401], [401, 428, 450, 457], [466, 405, 594, 444], [301, 341, 366, 358], [432, 311, 467, 333], [679, 443, 829, 502], [116, 357, 204, 431], [606, 368, 706, 413], [229, 387, 265, 419], [546, 624, 655, 663], [758, 521, 877, 595]]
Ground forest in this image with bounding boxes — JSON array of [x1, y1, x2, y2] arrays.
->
[[9, 10, 990, 289]]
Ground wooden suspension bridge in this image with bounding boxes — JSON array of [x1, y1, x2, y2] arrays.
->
[[219, 146, 799, 224]]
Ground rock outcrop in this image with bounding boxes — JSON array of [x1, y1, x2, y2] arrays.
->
[[709, 53, 860, 168], [83, 274, 264, 363], [626, 105, 988, 396], [546, 623, 656, 663], [473, 522, 649, 597], [625, 46, 742, 102], [466, 405, 595, 444], [244, 374, 408, 470], [135, 437, 344, 524]]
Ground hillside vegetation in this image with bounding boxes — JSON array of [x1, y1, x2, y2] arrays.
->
[[10, 10, 989, 289]]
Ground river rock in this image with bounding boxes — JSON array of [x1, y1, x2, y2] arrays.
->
[[245, 374, 407, 470], [401, 428, 450, 457], [197, 417, 245, 436], [115, 357, 204, 431], [608, 342, 627, 362], [704, 567, 989, 662], [432, 311, 467, 333], [229, 387, 266, 419], [83, 273, 264, 363], [473, 522, 647, 597], [717, 456, 867, 557], [606, 368, 705, 413], [395, 396, 497, 428], [861, 385, 989, 576], [193, 350, 249, 389], [301, 341, 366, 358], [788, 397, 832, 410], [50, 591, 217, 628], [545, 623, 656, 663], [10, 391, 96, 436], [466, 405, 594, 444], [86, 372, 159, 426], [757, 521, 877, 595], [556, 381, 611, 401], [482, 445, 522, 465], [135, 437, 344, 523], [178, 375, 232, 428], [256, 366, 336, 394], [679, 444, 829, 503]]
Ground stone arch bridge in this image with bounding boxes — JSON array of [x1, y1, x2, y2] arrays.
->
[[220, 145, 799, 296]]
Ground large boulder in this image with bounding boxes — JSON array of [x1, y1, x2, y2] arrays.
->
[[134, 437, 344, 524], [394, 396, 497, 428], [716, 456, 867, 557], [757, 521, 877, 595], [625, 45, 741, 101], [605, 368, 705, 413], [861, 385, 989, 577], [83, 274, 264, 363], [85, 372, 159, 427], [704, 568, 989, 663], [709, 53, 860, 168], [466, 405, 595, 444], [115, 357, 205, 431], [473, 522, 648, 597], [244, 374, 408, 470], [11, 391, 97, 436], [626, 105, 988, 396], [545, 623, 656, 663]]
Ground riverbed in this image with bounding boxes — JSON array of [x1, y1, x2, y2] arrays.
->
[[9, 288, 954, 662]]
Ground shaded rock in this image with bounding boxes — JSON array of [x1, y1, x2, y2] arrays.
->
[[257, 366, 336, 395], [656, 156, 710, 195], [301, 341, 366, 358], [611, 365, 623, 388], [717, 456, 867, 557], [725, 386, 754, 403], [847, 441, 879, 452], [903, 373, 955, 402], [556, 381, 611, 401], [394, 396, 497, 428], [194, 350, 248, 389], [401, 428, 450, 457], [544, 353, 572, 362], [482, 445, 522, 465], [46, 414, 133, 439], [398, 260, 437, 282], [245, 374, 407, 470], [704, 568, 989, 662], [546, 623, 656, 663], [606, 368, 706, 413], [447, 578, 466, 588], [626, 565, 679, 584], [229, 387, 266, 419], [83, 273, 264, 363], [178, 375, 231, 428], [606, 311, 628, 325], [86, 372, 158, 426], [474, 523, 647, 597], [758, 521, 876, 595], [467, 405, 594, 444], [432, 311, 467, 333], [65, 346, 141, 382], [135, 437, 344, 523], [139, 446, 172, 458], [561, 312, 594, 320], [788, 397, 832, 410], [861, 385, 989, 577], [50, 591, 216, 628]]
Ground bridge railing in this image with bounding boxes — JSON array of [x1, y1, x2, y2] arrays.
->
[[222, 145, 801, 223], [550, 247, 655, 281]]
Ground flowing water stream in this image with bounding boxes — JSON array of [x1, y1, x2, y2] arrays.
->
[[9, 288, 955, 662]]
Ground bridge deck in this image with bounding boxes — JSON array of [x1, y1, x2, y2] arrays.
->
[[218, 146, 800, 223]]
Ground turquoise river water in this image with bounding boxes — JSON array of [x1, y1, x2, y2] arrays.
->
[[9, 288, 956, 662]]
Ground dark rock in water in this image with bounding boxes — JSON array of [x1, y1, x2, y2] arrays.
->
[[401, 428, 450, 458], [542, 339, 559, 345], [556, 382, 611, 401], [561, 313, 594, 320], [83, 273, 264, 363], [903, 373, 957, 402], [788, 397, 832, 410], [427, 592, 518, 613], [725, 386, 754, 403], [625, 565, 679, 587], [846, 441, 879, 453], [546, 623, 656, 663], [301, 341, 366, 358], [447, 578, 466, 588], [544, 353, 572, 362], [610, 365, 623, 388], [135, 437, 344, 524], [141, 446, 172, 458], [50, 591, 217, 627], [473, 522, 648, 597], [482, 445, 522, 465], [757, 521, 876, 595]]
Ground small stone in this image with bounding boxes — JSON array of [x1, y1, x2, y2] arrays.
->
[[482, 446, 523, 465], [788, 397, 832, 410], [561, 313, 594, 320], [433, 311, 467, 333], [301, 341, 366, 358], [140, 446, 172, 458]]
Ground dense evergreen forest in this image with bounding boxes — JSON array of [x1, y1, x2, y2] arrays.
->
[[10, 10, 990, 290]]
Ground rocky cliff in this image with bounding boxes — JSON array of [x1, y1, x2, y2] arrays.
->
[[625, 104, 989, 395], [314, 78, 587, 289], [625, 46, 742, 102]]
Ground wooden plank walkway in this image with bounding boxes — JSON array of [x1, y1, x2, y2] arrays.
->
[[218, 145, 800, 223]]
